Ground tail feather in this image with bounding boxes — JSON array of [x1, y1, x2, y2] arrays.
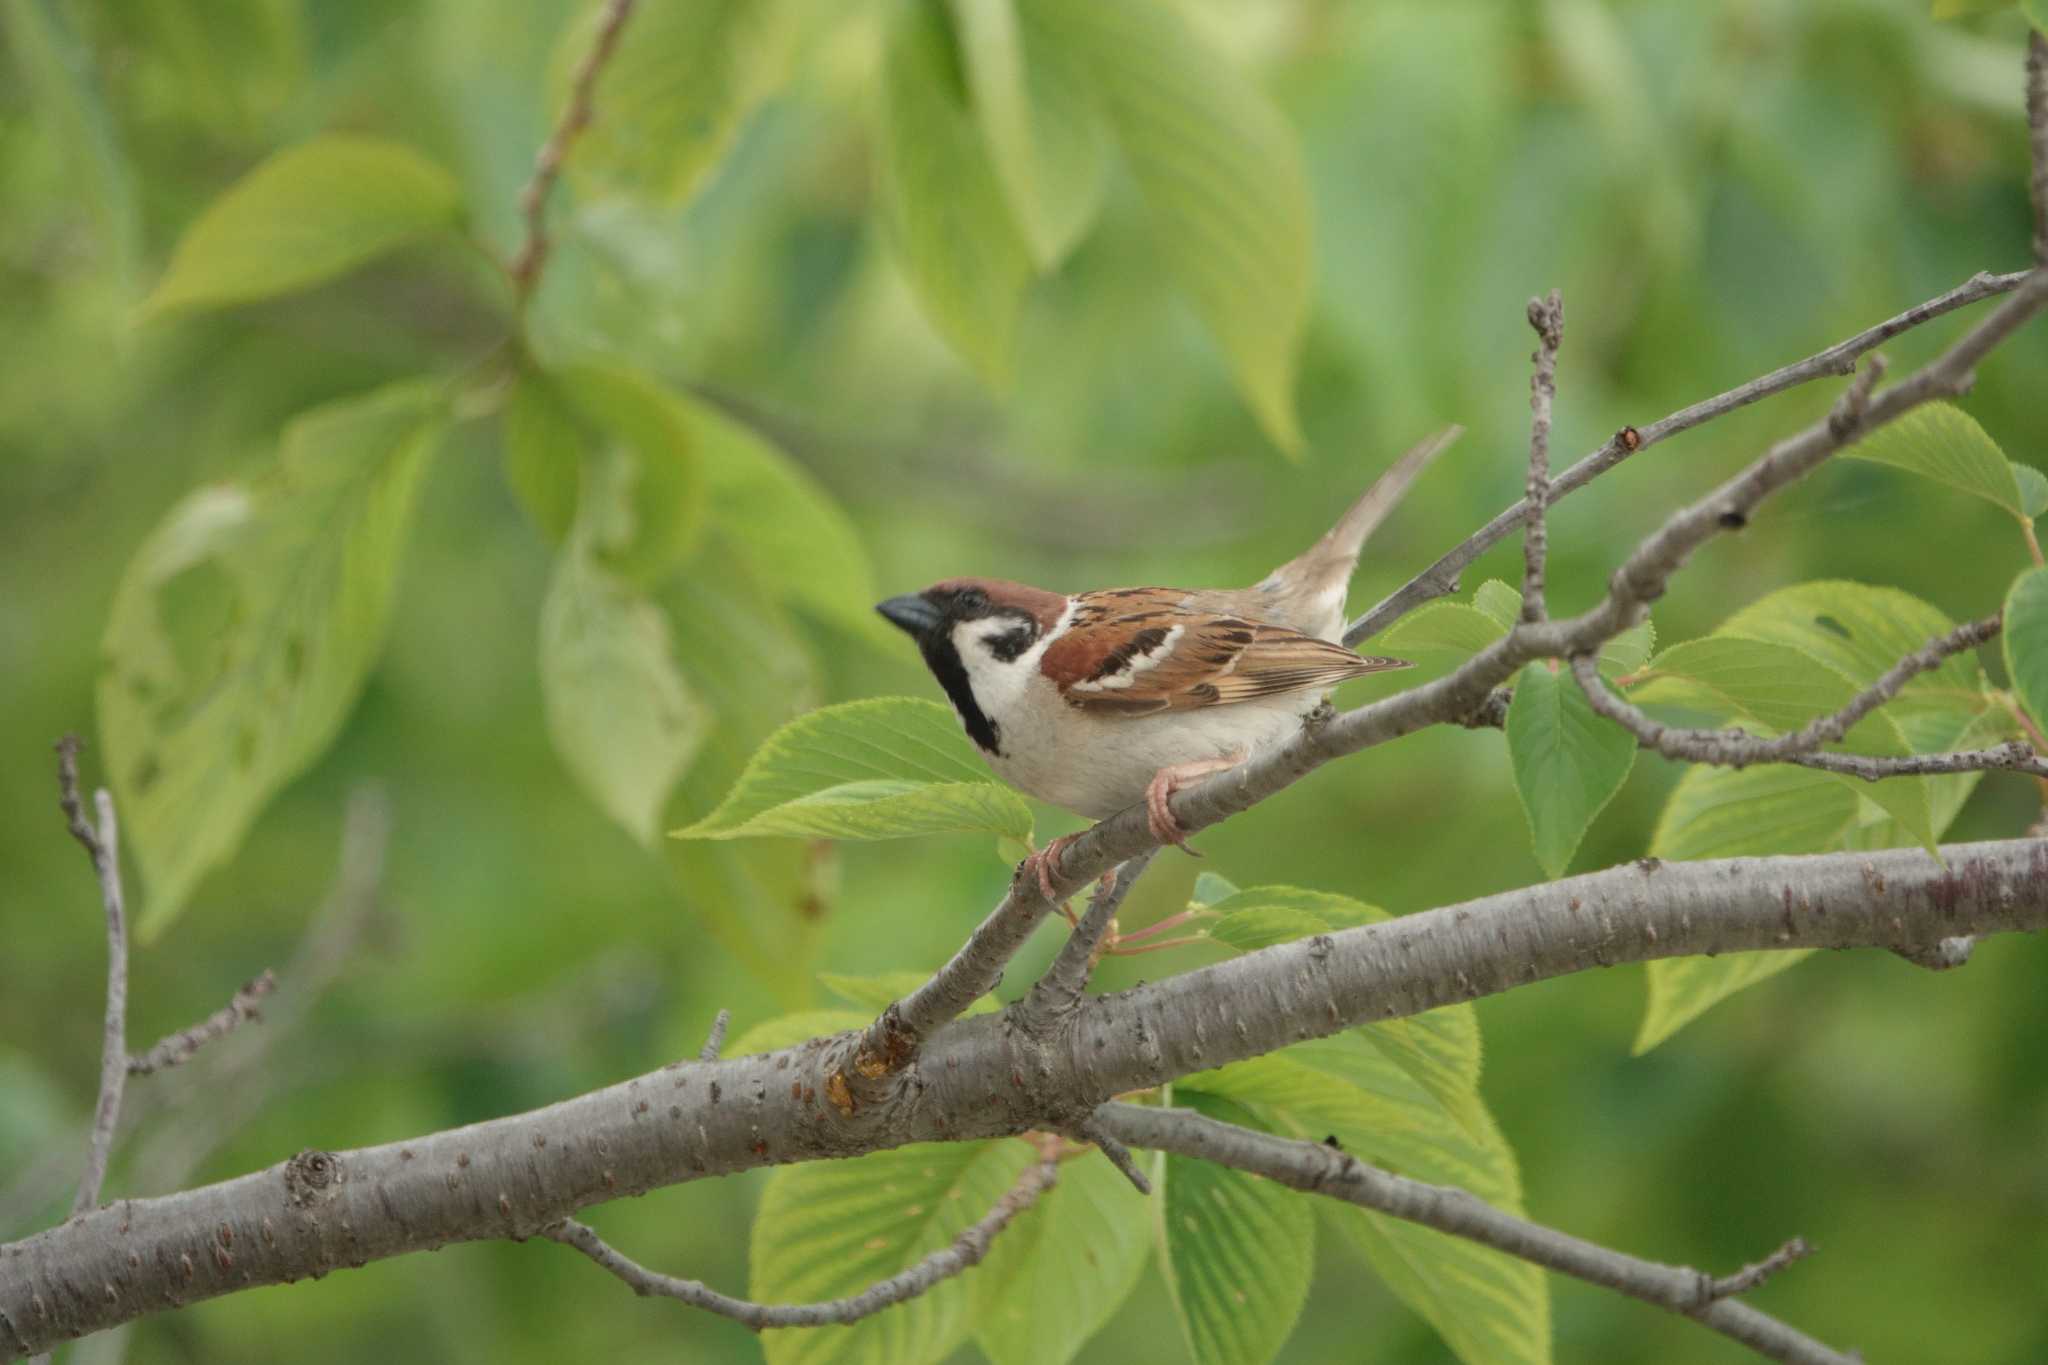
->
[[1249, 425, 1462, 640]]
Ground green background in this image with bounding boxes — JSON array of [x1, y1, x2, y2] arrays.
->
[[4, 0, 2046, 1361]]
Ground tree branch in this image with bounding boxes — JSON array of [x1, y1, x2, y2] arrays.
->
[[1567, 614, 2007, 769], [1343, 269, 2030, 646], [1097, 1105, 1852, 1365], [1521, 290, 1564, 623], [126, 974, 276, 1078], [54, 739, 128, 1223], [7, 836, 2046, 1354], [544, 1148, 1058, 1329], [504, 0, 638, 304], [2030, 29, 2047, 267]]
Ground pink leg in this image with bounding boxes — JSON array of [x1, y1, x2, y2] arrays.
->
[[1144, 749, 1248, 852], [1020, 833, 1082, 908]]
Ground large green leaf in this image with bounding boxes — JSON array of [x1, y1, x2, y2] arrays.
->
[[674, 698, 1033, 844], [969, 1145, 1151, 1365], [548, 0, 795, 204], [751, 1139, 1038, 1365], [1633, 633, 1936, 849], [1505, 663, 1638, 877], [538, 453, 708, 846], [142, 136, 460, 317], [1184, 1054, 1547, 1365], [549, 365, 707, 584], [5, 0, 140, 294], [682, 395, 884, 644], [99, 382, 445, 935], [2003, 566, 2048, 733], [948, 0, 1113, 271], [1032, 0, 1313, 453], [1844, 401, 2024, 517], [501, 370, 582, 545], [1200, 885, 1483, 1125], [1157, 1092, 1315, 1365], [874, 0, 1036, 386]]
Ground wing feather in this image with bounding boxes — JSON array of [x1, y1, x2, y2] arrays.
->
[[1041, 593, 1408, 716]]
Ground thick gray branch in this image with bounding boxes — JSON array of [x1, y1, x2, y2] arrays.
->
[[1343, 268, 2030, 646], [544, 1150, 1057, 1329], [1097, 1106, 1853, 1365], [6, 837, 2046, 1355]]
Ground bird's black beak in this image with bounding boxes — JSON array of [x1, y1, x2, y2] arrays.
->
[[876, 593, 943, 637]]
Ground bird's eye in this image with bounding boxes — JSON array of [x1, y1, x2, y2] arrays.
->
[[982, 626, 1034, 663]]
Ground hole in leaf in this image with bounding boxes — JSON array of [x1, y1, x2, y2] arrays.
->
[[283, 632, 306, 687], [1812, 614, 1852, 639], [235, 724, 259, 772]]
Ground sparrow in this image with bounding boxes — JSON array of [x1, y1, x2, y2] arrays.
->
[[876, 428, 1460, 901]]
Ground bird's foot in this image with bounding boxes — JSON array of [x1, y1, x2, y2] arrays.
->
[[1020, 833, 1084, 917], [1143, 750, 1247, 853]]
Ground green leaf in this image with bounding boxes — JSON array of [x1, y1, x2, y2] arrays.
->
[[969, 1148, 1151, 1365], [680, 395, 883, 643], [1202, 886, 1482, 1124], [1505, 663, 1637, 877], [539, 458, 708, 845], [752, 1139, 1038, 1365], [1379, 603, 1505, 658], [1719, 581, 1990, 751], [1032, 0, 1313, 453], [2003, 566, 2048, 732], [548, 0, 795, 204], [1184, 1054, 1547, 1365], [674, 698, 1033, 844], [550, 365, 707, 584], [874, 0, 1036, 386], [1633, 765, 1861, 1052], [1633, 633, 1936, 850], [1158, 1092, 1315, 1365], [5, 0, 140, 294], [1844, 402, 2024, 517], [1930, 0, 2019, 17], [818, 972, 1001, 1018], [142, 136, 460, 318], [1601, 617, 1657, 677], [502, 370, 582, 544], [948, 0, 1112, 271], [1471, 580, 1523, 632], [725, 1010, 867, 1059], [99, 381, 445, 935], [2014, 463, 2048, 519]]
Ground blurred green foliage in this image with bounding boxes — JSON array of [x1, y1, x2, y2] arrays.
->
[[4, 0, 2047, 1362]]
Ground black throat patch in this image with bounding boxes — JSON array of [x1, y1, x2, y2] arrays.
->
[[919, 634, 1002, 755]]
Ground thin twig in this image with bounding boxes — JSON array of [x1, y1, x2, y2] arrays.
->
[[505, 0, 638, 303], [1568, 614, 2005, 770], [1072, 1116, 1152, 1196], [1025, 852, 1157, 1020], [546, 1151, 1058, 1328], [126, 972, 277, 1077], [2029, 30, 2047, 267], [56, 739, 128, 1220], [1522, 291, 1564, 623], [699, 1009, 732, 1064], [1705, 1238, 1814, 1302], [1344, 269, 2031, 646], [1100, 1104, 1850, 1365]]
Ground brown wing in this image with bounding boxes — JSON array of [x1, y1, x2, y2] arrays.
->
[[1041, 590, 1409, 717]]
